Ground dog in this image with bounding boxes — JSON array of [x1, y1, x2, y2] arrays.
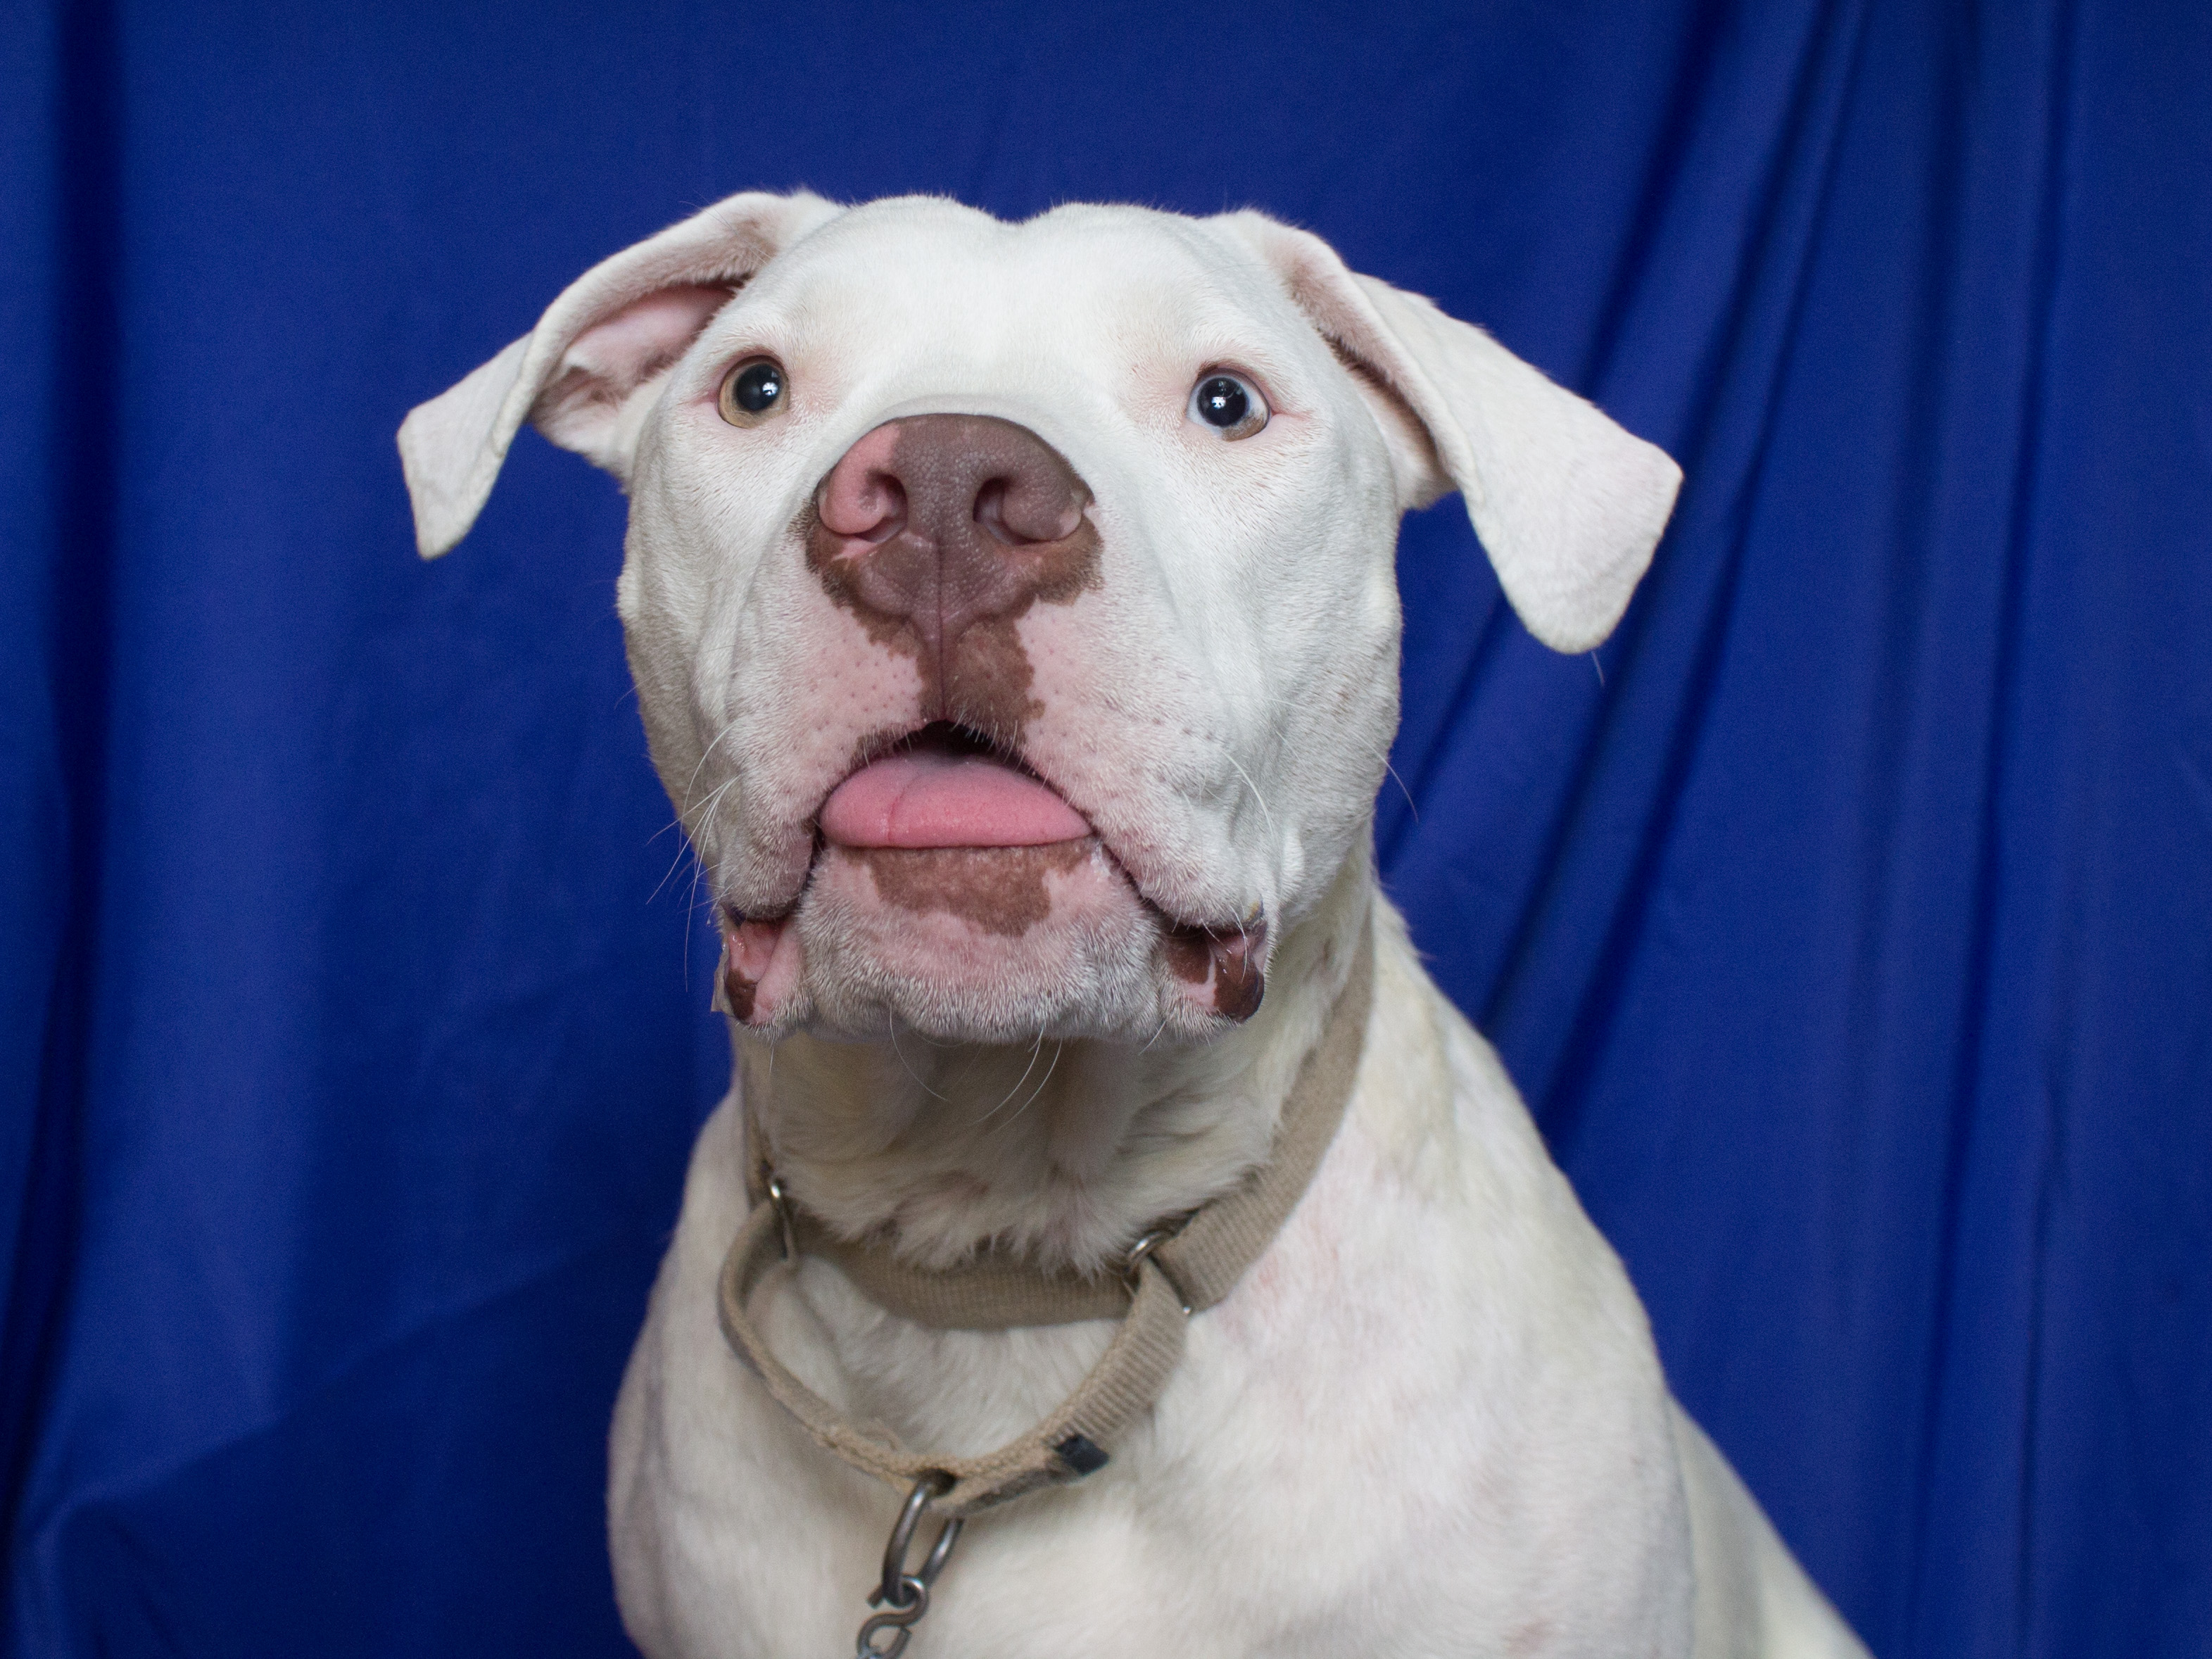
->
[[399, 189, 1869, 1658]]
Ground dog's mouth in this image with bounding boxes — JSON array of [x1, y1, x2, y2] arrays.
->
[[818, 722, 1092, 851], [716, 723, 1266, 1039]]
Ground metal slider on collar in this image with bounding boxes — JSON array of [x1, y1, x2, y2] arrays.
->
[[765, 1172, 800, 1263], [1118, 1220, 1193, 1315]]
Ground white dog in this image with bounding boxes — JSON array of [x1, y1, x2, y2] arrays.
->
[[400, 189, 1869, 1658]]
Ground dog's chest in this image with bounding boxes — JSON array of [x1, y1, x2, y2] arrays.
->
[[611, 1050, 1694, 1659]]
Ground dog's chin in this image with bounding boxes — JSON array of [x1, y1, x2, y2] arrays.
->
[[793, 839, 1175, 1043], [715, 838, 1268, 1045]]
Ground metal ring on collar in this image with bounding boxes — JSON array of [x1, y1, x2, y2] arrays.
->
[[857, 1476, 962, 1659], [875, 1475, 962, 1610]]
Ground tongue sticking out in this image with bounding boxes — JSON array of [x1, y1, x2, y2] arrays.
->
[[821, 747, 1091, 849]]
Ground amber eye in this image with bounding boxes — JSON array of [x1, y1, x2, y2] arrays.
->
[[719, 357, 788, 424], [1187, 370, 1269, 440]]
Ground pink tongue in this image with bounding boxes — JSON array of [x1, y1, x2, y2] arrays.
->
[[821, 750, 1092, 849]]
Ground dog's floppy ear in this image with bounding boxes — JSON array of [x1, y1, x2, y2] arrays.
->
[[1214, 213, 1681, 654], [398, 189, 845, 559]]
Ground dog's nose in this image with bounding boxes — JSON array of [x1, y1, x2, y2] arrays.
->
[[811, 415, 1094, 666]]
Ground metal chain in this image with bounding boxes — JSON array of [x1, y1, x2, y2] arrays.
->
[[854, 1477, 963, 1659]]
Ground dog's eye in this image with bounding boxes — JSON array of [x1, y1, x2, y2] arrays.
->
[[1187, 371, 1269, 440], [719, 357, 788, 424]]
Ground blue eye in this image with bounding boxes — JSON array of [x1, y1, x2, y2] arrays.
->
[[1188, 371, 1268, 439]]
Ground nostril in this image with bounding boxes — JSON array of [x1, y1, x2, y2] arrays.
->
[[975, 472, 1082, 546], [819, 467, 908, 542], [972, 478, 1020, 545]]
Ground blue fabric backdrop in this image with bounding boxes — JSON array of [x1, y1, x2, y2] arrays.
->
[[6, 1, 2208, 1654]]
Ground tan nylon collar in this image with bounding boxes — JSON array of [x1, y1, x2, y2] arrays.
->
[[717, 918, 1375, 1517]]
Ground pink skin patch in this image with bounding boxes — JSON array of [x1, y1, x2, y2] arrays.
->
[[814, 424, 906, 539], [719, 913, 804, 1026], [819, 748, 1092, 849]]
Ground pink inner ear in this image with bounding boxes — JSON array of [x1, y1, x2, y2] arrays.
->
[[564, 283, 736, 391], [534, 282, 737, 458]]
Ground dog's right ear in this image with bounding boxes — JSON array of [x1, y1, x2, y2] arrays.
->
[[398, 189, 844, 559]]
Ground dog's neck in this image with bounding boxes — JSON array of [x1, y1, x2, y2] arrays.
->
[[736, 845, 1374, 1277]]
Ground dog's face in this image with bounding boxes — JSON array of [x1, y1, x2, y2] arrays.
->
[[624, 199, 1410, 1046], [400, 191, 1679, 1048]]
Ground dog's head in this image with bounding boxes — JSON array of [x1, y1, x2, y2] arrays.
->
[[400, 191, 1677, 1048]]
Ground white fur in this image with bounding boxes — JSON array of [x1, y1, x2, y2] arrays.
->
[[401, 191, 1866, 1657]]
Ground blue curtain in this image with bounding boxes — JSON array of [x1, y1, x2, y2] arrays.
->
[[6, 2, 2208, 1654]]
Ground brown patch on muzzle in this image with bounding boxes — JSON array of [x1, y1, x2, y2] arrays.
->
[[857, 840, 1095, 935], [808, 415, 1101, 743]]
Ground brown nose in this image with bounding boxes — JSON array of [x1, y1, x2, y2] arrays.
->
[[809, 416, 1096, 675]]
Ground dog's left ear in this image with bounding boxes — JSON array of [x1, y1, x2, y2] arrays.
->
[[1213, 213, 1681, 654], [398, 189, 845, 559]]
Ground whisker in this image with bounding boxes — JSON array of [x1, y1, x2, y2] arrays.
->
[[683, 774, 741, 843], [651, 832, 707, 906], [678, 717, 744, 816], [888, 1011, 948, 1102], [1001, 1036, 1063, 1130], [1382, 757, 1418, 819], [654, 767, 742, 907], [664, 769, 750, 921], [978, 1030, 1046, 1124], [1222, 750, 1277, 843]]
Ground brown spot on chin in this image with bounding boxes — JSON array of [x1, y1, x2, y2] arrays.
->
[[1163, 921, 1268, 1022], [1213, 936, 1265, 1021], [1163, 926, 1215, 985], [859, 840, 1093, 936], [721, 955, 758, 1022]]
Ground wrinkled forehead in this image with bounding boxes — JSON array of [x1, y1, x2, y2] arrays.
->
[[721, 198, 1298, 379]]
